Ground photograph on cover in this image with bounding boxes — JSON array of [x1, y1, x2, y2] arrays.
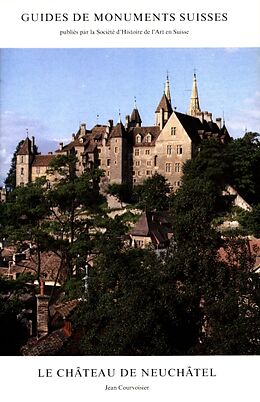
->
[[0, 48, 259, 357]]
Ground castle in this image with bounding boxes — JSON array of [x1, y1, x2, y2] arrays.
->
[[16, 74, 230, 189]]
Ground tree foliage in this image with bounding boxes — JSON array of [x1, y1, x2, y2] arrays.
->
[[134, 173, 171, 211], [4, 140, 25, 191]]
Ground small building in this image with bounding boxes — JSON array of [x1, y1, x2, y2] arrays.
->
[[130, 211, 174, 250]]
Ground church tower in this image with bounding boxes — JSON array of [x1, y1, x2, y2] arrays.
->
[[155, 75, 173, 129], [188, 73, 201, 117]]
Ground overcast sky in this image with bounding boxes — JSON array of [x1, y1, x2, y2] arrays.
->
[[1, 47, 260, 185]]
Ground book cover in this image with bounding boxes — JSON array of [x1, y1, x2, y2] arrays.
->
[[0, 1, 259, 401]]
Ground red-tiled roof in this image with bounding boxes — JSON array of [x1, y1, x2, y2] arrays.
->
[[32, 154, 56, 167], [21, 329, 68, 356]]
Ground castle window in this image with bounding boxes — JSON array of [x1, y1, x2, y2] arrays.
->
[[132, 171, 135, 176], [134, 149, 140, 156], [114, 147, 118, 153], [165, 163, 171, 173], [107, 171, 110, 176], [136, 134, 142, 144], [138, 171, 141, 176], [171, 127, 176, 135], [135, 161, 140, 166], [107, 159, 110, 166], [20, 156, 23, 163], [147, 160, 152, 166], [145, 133, 152, 143], [174, 163, 181, 173], [177, 145, 183, 155], [145, 149, 150, 155], [146, 170, 152, 176], [114, 160, 117, 165], [21, 167, 24, 176], [154, 155, 157, 166], [167, 145, 172, 155]]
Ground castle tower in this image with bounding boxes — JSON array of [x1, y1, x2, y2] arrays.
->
[[188, 73, 201, 117], [109, 121, 129, 184], [16, 136, 36, 186], [155, 75, 173, 129]]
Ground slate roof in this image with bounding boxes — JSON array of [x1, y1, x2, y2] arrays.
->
[[174, 111, 203, 144], [110, 122, 127, 138], [130, 212, 173, 247], [130, 108, 142, 125], [32, 154, 56, 167], [130, 126, 160, 146], [17, 138, 31, 155], [155, 94, 173, 113]]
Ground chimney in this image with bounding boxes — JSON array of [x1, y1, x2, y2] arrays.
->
[[36, 280, 49, 339], [216, 117, 222, 129], [160, 109, 164, 130], [203, 111, 212, 123], [125, 115, 130, 129], [197, 111, 204, 124], [80, 123, 86, 137], [31, 136, 35, 153], [59, 142, 63, 151]]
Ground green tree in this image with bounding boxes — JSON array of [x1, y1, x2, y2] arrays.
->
[[169, 175, 259, 354], [226, 132, 260, 205], [47, 155, 105, 278], [107, 182, 132, 204], [238, 203, 260, 238], [4, 140, 24, 191], [135, 173, 171, 211]]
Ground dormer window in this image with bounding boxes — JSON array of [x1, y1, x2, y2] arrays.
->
[[136, 134, 142, 144], [145, 133, 152, 143]]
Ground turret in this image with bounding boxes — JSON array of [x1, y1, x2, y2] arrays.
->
[[155, 75, 173, 129]]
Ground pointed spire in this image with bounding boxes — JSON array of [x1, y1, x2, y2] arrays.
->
[[188, 73, 201, 117], [164, 72, 171, 104], [130, 97, 142, 127]]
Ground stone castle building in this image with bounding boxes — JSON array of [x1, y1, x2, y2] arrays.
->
[[16, 74, 230, 189]]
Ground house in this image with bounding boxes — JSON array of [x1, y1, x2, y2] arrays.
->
[[129, 211, 174, 250], [16, 73, 230, 190], [20, 281, 79, 356]]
